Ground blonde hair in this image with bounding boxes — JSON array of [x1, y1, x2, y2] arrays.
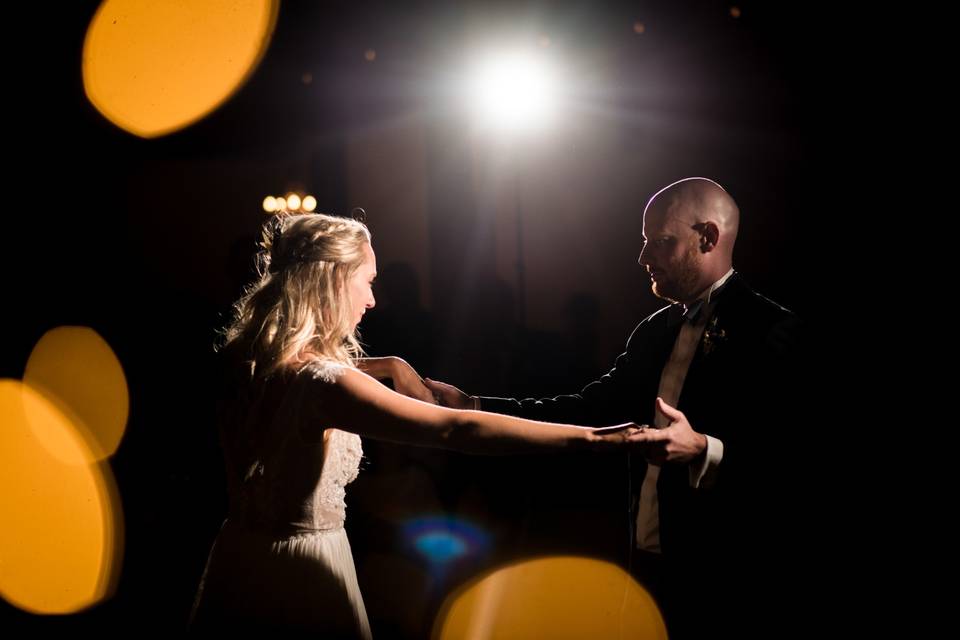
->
[[221, 213, 371, 378]]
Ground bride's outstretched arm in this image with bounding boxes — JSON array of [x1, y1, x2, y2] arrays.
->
[[308, 365, 646, 455]]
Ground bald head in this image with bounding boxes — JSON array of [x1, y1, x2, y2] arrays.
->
[[647, 177, 739, 251], [639, 177, 740, 303]]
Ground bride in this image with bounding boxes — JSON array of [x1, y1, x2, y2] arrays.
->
[[189, 212, 643, 636]]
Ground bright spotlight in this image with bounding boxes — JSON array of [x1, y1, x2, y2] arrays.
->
[[468, 52, 557, 131]]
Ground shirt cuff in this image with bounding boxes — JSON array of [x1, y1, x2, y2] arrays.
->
[[689, 435, 723, 489]]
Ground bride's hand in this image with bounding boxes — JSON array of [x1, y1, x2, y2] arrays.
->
[[588, 423, 650, 450], [423, 378, 477, 410], [386, 358, 437, 404], [358, 357, 437, 404]]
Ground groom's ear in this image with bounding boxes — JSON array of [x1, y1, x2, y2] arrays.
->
[[694, 222, 719, 253]]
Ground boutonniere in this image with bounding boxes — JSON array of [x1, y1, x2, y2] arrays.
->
[[702, 315, 727, 355]]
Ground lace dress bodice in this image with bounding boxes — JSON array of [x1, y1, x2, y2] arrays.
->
[[221, 359, 363, 533]]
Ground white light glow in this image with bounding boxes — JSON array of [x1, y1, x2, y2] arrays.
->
[[469, 52, 557, 131]]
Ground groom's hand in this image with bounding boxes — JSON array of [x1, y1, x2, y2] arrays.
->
[[638, 397, 708, 465]]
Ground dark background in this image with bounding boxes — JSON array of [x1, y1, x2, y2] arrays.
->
[[3, 0, 852, 634]]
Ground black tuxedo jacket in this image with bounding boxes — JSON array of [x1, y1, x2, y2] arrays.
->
[[481, 273, 804, 568]]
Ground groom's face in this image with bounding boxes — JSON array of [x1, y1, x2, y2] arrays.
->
[[639, 202, 704, 304]]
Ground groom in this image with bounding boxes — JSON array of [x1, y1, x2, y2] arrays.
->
[[422, 177, 805, 637]]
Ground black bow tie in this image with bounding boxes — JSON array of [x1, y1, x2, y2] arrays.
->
[[682, 275, 733, 322], [683, 299, 706, 323]]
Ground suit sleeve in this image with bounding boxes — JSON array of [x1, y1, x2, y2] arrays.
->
[[478, 318, 655, 426]]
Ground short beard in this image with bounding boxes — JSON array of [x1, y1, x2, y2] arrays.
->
[[651, 247, 702, 304]]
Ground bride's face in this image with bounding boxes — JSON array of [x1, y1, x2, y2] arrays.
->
[[347, 242, 377, 329]]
